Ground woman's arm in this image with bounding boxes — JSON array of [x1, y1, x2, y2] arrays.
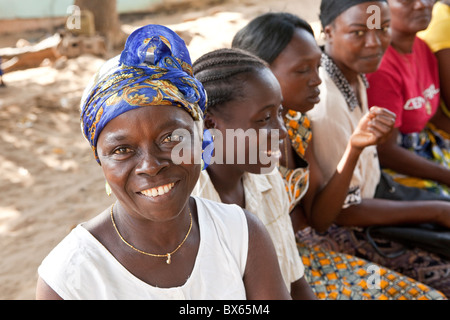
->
[[36, 277, 63, 300], [301, 139, 360, 232], [336, 198, 450, 229], [377, 127, 450, 187], [242, 209, 292, 300], [436, 48, 450, 112], [302, 107, 396, 232], [430, 48, 450, 134], [290, 277, 317, 300]]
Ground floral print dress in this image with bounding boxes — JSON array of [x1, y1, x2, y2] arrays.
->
[[278, 110, 446, 300]]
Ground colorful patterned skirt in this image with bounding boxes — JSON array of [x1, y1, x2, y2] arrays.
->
[[385, 122, 450, 197], [297, 227, 448, 300]]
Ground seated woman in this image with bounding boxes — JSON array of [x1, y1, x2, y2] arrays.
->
[[419, 0, 450, 136], [35, 24, 290, 300], [232, 8, 447, 299], [311, 0, 450, 295], [367, 0, 450, 197], [192, 48, 316, 300]]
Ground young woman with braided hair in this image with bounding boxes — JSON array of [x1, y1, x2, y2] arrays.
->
[[192, 48, 316, 299]]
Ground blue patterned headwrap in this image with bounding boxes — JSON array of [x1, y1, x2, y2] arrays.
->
[[80, 24, 208, 164]]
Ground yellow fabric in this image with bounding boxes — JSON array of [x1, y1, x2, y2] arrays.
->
[[418, 2, 450, 53]]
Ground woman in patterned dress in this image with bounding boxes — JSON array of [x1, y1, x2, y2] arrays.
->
[[192, 48, 316, 299]]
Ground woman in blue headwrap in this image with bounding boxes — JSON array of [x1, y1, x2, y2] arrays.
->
[[36, 24, 290, 300]]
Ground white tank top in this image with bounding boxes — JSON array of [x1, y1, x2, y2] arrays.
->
[[38, 196, 248, 299]]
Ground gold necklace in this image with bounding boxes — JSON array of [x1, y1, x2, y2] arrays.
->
[[110, 203, 193, 264]]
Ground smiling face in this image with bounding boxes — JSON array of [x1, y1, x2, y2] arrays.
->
[[270, 27, 322, 113], [96, 105, 201, 222], [325, 1, 391, 75], [208, 68, 287, 174]]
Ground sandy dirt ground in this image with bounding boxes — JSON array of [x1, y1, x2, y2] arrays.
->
[[0, 0, 319, 299]]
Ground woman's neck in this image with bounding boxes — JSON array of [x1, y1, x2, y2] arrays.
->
[[324, 46, 360, 86], [390, 30, 416, 54], [113, 199, 193, 254], [206, 164, 246, 208], [335, 60, 360, 86]]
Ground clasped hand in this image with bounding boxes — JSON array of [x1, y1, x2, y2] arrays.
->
[[350, 106, 396, 150]]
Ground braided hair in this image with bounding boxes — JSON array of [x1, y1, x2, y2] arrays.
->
[[193, 48, 269, 115], [232, 12, 314, 64]]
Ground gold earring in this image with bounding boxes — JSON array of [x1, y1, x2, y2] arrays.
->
[[105, 181, 112, 196]]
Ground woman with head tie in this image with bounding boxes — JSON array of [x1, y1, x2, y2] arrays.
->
[[35, 24, 289, 300]]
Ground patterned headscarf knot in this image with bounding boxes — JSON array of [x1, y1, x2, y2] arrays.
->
[[80, 24, 207, 164]]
